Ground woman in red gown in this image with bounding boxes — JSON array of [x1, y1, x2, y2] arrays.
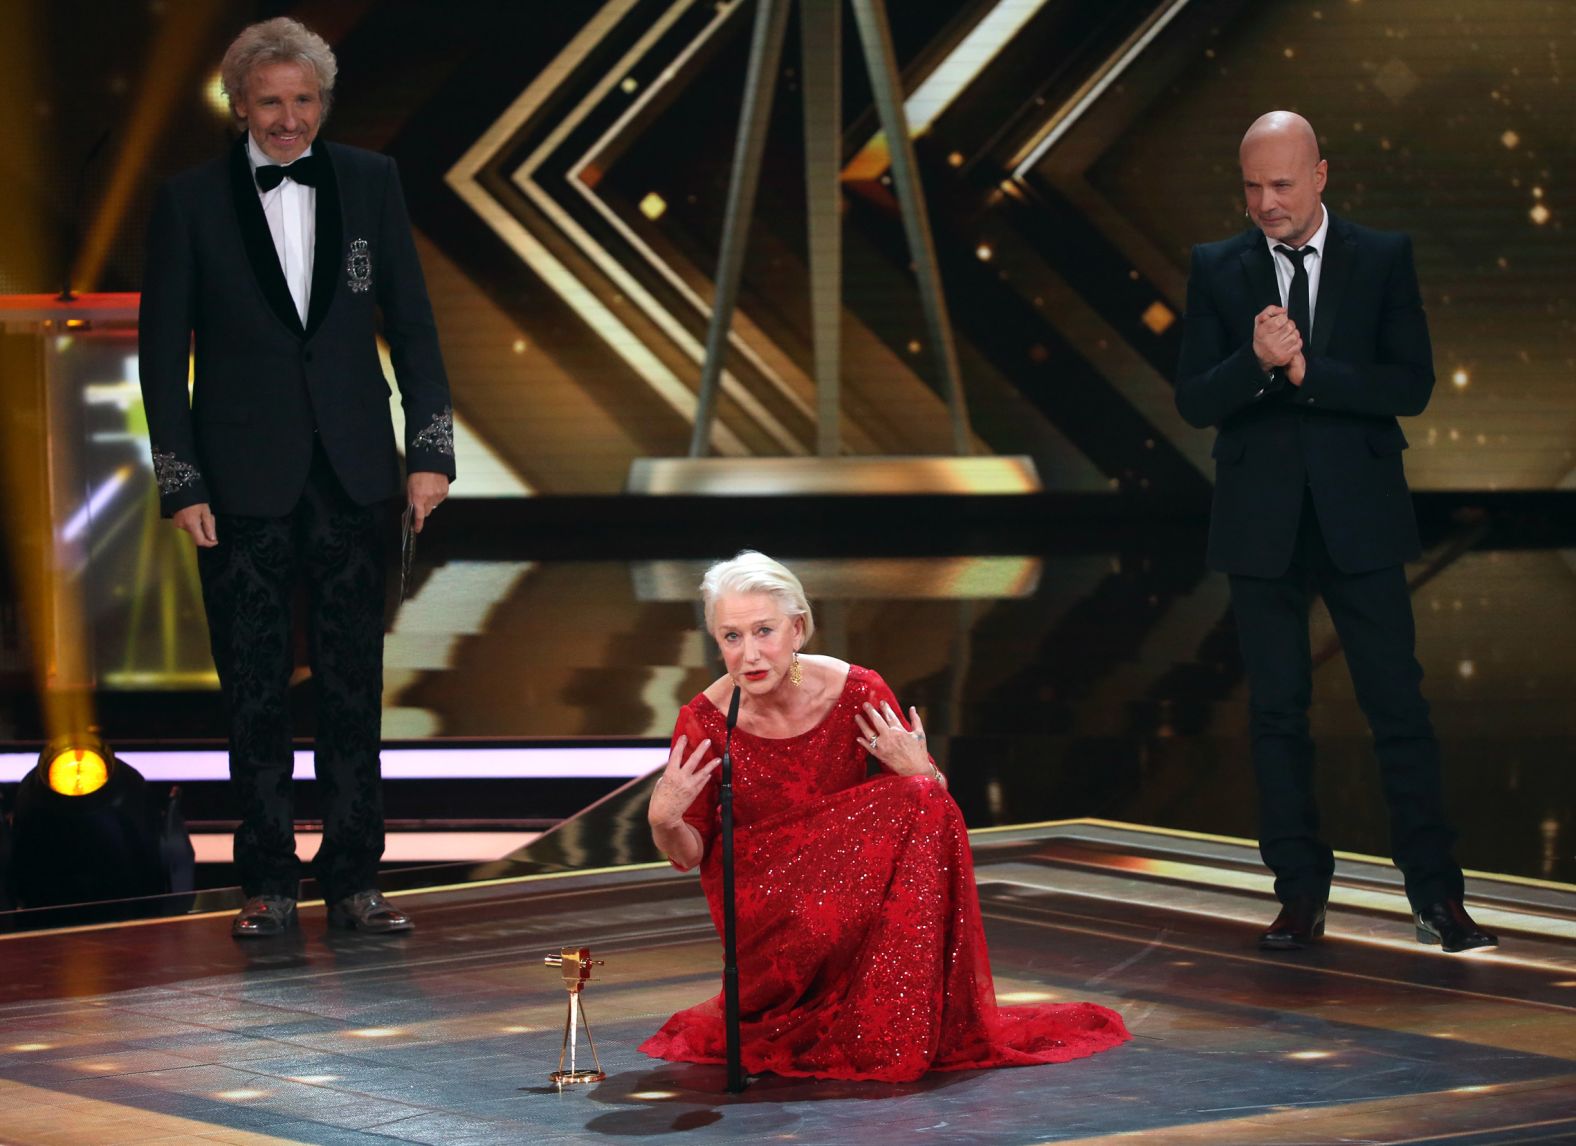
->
[[641, 552, 1129, 1083]]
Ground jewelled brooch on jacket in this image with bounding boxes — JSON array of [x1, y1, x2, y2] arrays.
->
[[346, 238, 372, 294]]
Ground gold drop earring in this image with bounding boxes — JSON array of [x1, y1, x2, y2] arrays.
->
[[789, 649, 803, 686]]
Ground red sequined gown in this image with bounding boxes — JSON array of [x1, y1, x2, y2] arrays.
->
[[639, 665, 1129, 1082]]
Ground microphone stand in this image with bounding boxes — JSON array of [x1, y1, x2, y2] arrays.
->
[[721, 685, 745, 1093], [58, 128, 111, 302]]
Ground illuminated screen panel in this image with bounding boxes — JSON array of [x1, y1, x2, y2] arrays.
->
[[0, 745, 665, 783]]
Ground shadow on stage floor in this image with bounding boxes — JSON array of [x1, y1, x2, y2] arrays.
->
[[2, 821, 1573, 1145]]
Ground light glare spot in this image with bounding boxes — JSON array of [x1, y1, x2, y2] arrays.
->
[[1141, 300, 1176, 335], [203, 72, 229, 118]]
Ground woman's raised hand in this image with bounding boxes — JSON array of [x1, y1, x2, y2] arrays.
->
[[648, 734, 721, 828], [855, 700, 940, 784]]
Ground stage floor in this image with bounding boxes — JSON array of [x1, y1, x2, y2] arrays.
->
[[1, 821, 1573, 1146]]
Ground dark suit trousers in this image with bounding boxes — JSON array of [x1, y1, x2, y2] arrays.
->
[[197, 442, 388, 903], [1228, 490, 1462, 911]]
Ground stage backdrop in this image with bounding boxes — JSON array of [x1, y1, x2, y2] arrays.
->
[[2, 1, 1574, 752], [4, 0, 1572, 498]]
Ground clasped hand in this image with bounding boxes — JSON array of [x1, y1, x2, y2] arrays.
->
[[1253, 305, 1306, 386]]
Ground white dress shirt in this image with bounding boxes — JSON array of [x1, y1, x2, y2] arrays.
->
[[245, 135, 316, 324], [1265, 203, 1328, 332]]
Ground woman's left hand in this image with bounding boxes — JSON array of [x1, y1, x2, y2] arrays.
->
[[856, 701, 942, 786]]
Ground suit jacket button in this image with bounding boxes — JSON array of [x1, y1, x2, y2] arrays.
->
[[304, 350, 314, 363]]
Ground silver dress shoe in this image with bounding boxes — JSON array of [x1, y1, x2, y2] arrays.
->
[[232, 895, 298, 938], [328, 889, 414, 933]]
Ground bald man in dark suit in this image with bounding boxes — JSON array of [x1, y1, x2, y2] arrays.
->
[[1175, 111, 1494, 954]]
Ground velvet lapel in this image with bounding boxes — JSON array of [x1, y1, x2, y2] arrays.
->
[[1310, 213, 1355, 357], [305, 142, 342, 339], [1237, 230, 1280, 317], [228, 137, 305, 339]]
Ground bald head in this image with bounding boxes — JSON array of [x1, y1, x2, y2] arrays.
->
[[1240, 110, 1327, 247], [1241, 111, 1321, 164]]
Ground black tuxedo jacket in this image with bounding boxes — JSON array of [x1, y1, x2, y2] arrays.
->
[[139, 138, 455, 518], [1174, 212, 1433, 577]]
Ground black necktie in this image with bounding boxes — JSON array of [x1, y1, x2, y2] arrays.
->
[[254, 153, 321, 192], [1275, 244, 1315, 347]]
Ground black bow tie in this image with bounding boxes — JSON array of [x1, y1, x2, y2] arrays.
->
[[254, 153, 321, 192]]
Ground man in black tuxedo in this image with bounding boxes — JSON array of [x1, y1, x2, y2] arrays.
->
[[1175, 111, 1494, 953], [139, 18, 455, 937]]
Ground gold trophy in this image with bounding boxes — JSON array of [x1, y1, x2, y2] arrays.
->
[[544, 947, 606, 1086]]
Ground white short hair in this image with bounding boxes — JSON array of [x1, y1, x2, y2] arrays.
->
[[220, 18, 337, 121], [700, 550, 814, 644]]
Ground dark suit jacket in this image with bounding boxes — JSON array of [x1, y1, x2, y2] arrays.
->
[[1174, 212, 1433, 577], [139, 138, 455, 518]]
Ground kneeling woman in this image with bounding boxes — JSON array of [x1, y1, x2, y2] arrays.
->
[[641, 551, 1129, 1083]]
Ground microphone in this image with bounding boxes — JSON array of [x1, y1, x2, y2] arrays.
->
[[726, 685, 741, 733]]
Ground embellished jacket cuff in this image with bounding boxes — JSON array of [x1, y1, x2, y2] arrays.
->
[[406, 405, 457, 478], [152, 447, 208, 518]]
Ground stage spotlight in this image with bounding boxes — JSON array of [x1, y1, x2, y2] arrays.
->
[[46, 743, 109, 796], [9, 735, 194, 909]]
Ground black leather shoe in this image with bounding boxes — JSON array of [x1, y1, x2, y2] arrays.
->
[[1259, 898, 1327, 950], [231, 895, 298, 938], [328, 889, 413, 933], [1415, 900, 1497, 953]]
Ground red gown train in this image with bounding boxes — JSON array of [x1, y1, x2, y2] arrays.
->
[[639, 665, 1129, 1083]]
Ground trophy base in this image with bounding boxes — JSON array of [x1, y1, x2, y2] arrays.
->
[[550, 1069, 606, 1086]]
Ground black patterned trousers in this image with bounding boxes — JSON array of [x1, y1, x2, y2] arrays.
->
[[197, 442, 389, 903]]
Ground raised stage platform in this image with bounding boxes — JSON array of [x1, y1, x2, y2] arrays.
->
[[2, 820, 1573, 1145]]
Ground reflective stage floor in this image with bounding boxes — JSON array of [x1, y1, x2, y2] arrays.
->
[[2, 821, 1573, 1146]]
